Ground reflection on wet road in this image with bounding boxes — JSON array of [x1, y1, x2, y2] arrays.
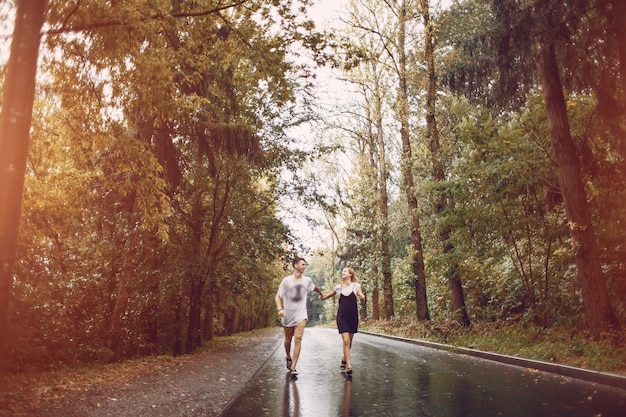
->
[[220, 327, 626, 416]]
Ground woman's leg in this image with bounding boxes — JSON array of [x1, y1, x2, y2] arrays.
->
[[341, 332, 352, 370]]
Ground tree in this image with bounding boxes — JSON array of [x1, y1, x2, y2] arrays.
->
[[371, 66, 393, 322], [393, 0, 427, 321], [0, 0, 46, 366], [445, 93, 582, 325], [2, 0, 323, 366], [347, 59, 394, 321], [441, 0, 620, 336], [344, 0, 428, 320], [534, 3, 618, 336]]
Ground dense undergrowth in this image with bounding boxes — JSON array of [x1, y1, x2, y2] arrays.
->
[[359, 317, 626, 375]]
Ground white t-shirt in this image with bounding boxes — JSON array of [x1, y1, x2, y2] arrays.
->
[[334, 282, 361, 296], [277, 275, 315, 327]]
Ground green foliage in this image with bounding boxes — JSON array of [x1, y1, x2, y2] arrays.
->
[[5, 0, 327, 368], [288, 0, 626, 351], [361, 318, 626, 374], [425, 93, 584, 326]]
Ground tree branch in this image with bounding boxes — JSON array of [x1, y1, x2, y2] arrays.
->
[[44, 0, 252, 36]]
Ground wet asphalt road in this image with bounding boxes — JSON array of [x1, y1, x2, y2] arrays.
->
[[220, 327, 626, 417]]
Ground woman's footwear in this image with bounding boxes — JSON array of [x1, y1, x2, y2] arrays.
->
[[346, 367, 353, 375], [340, 359, 346, 371], [286, 357, 292, 369]]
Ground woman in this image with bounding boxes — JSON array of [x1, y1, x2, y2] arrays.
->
[[321, 267, 366, 375]]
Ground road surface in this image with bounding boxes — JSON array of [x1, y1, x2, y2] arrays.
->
[[220, 327, 626, 417]]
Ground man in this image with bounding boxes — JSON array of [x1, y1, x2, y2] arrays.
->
[[275, 257, 323, 376]]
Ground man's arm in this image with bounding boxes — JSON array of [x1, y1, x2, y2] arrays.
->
[[313, 286, 324, 298], [275, 293, 285, 317]]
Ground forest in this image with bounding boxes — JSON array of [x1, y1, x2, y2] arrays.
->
[[0, 0, 624, 372]]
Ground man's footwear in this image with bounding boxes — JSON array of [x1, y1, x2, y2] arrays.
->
[[290, 368, 298, 376], [286, 357, 292, 369], [340, 359, 346, 371]]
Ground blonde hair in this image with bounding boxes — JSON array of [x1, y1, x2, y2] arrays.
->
[[345, 267, 358, 282]]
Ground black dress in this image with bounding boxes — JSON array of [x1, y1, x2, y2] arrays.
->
[[336, 283, 359, 334]]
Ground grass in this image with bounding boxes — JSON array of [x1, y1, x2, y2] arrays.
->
[[359, 317, 626, 376]]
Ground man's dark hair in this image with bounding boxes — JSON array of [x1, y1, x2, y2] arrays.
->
[[292, 257, 306, 267]]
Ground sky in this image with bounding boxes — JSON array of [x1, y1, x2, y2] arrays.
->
[[276, 0, 351, 254], [284, 0, 453, 254]]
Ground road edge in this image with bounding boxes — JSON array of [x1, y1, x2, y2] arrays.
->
[[216, 328, 284, 417], [361, 331, 626, 391]]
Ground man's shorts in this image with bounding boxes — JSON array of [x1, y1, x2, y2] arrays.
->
[[284, 319, 307, 340]]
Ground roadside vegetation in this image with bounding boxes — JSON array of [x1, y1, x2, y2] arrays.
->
[[360, 318, 626, 375]]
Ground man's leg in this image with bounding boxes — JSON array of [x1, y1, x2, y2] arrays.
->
[[290, 320, 307, 370], [284, 326, 294, 368]]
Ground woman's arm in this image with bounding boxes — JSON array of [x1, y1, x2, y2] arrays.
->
[[356, 285, 365, 301], [320, 290, 337, 301]]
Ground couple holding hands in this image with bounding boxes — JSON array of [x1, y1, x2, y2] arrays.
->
[[275, 257, 366, 377]]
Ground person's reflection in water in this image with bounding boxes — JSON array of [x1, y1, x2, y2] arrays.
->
[[342, 375, 354, 417], [282, 372, 300, 417]]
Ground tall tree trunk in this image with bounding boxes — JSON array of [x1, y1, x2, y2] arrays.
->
[[537, 28, 618, 338], [420, 0, 468, 326], [608, 0, 626, 98], [371, 234, 381, 320], [185, 195, 206, 353], [0, 0, 46, 366], [107, 210, 141, 358], [245, 294, 254, 331], [186, 274, 206, 351], [602, 0, 626, 172], [397, 0, 427, 320], [371, 64, 394, 321], [173, 297, 183, 356], [216, 286, 227, 336], [203, 281, 215, 341], [107, 262, 131, 357], [230, 293, 241, 334]]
